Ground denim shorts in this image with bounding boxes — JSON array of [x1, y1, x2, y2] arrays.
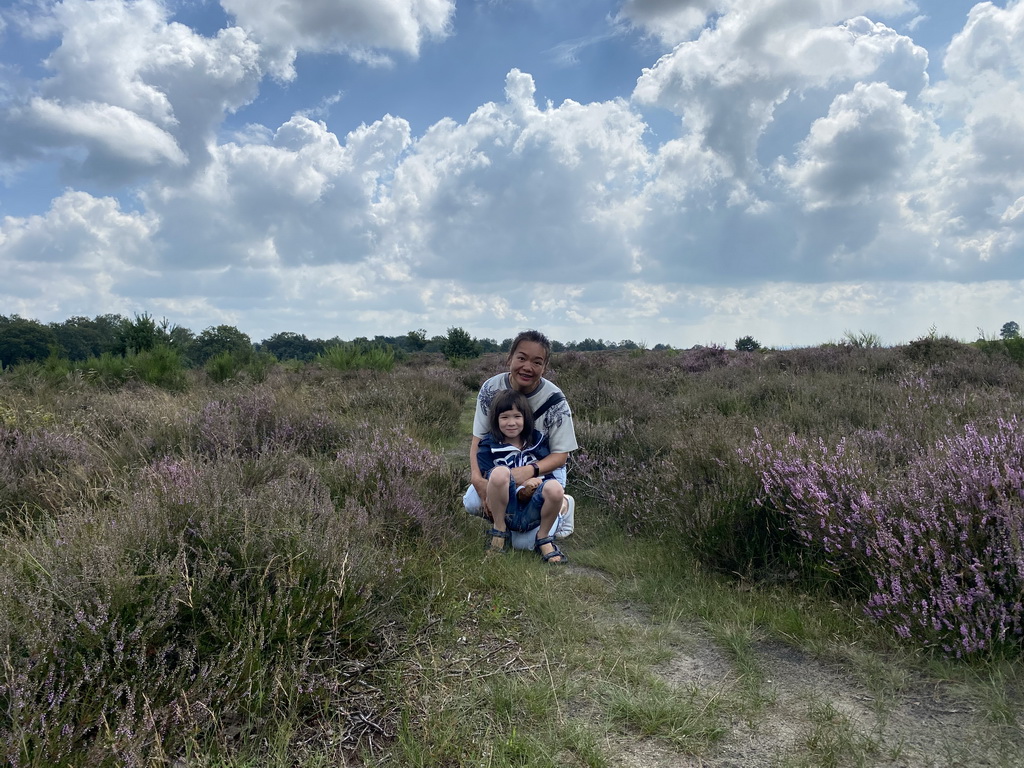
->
[[504, 477, 545, 532], [462, 482, 572, 548]]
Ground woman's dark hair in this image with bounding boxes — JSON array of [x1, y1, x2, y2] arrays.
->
[[507, 329, 551, 363], [488, 388, 535, 442]]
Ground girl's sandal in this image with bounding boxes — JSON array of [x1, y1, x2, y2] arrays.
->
[[484, 528, 511, 556], [534, 535, 568, 565]]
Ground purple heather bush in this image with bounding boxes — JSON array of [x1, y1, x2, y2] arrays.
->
[[328, 424, 463, 544], [0, 361, 468, 765], [0, 450, 400, 766], [745, 418, 1024, 657], [0, 425, 99, 520], [190, 385, 348, 459], [557, 345, 1024, 603]]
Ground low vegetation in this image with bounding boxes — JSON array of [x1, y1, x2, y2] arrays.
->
[[0, 334, 1021, 765]]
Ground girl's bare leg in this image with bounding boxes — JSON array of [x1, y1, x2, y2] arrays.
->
[[485, 467, 512, 553], [536, 481, 566, 563]]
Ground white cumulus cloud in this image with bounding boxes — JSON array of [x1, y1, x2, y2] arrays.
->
[[220, 0, 454, 77], [0, 0, 262, 183]]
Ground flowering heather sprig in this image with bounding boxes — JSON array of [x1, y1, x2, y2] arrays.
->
[[190, 387, 346, 458], [0, 425, 97, 519], [146, 456, 202, 506], [2, 448, 394, 766], [742, 429, 882, 569], [331, 425, 462, 542], [744, 419, 1024, 657], [866, 418, 1024, 656]]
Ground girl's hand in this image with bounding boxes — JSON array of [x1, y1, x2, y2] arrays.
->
[[515, 477, 542, 503]]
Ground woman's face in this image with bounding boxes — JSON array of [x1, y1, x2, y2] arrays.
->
[[508, 341, 547, 393]]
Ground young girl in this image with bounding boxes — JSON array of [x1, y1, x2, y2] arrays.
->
[[477, 389, 568, 563]]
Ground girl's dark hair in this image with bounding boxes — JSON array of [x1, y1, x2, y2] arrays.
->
[[488, 389, 535, 442], [507, 329, 551, 363]]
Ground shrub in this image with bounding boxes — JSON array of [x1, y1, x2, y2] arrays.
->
[[744, 419, 1024, 657], [735, 336, 761, 352], [0, 453, 389, 766], [903, 334, 972, 365], [69, 347, 187, 390], [0, 425, 100, 522], [975, 337, 1024, 366], [841, 329, 882, 348], [204, 350, 241, 383], [75, 352, 131, 385], [441, 327, 481, 361], [190, 387, 348, 459], [130, 346, 187, 389], [326, 426, 463, 543], [241, 350, 275, 383], [317, 343, 395, 372]]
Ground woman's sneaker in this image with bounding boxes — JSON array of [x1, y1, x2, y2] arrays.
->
[[555, 495, 575, 539]]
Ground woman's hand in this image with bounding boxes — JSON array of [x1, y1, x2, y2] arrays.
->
[[472, 476, 492, 519]]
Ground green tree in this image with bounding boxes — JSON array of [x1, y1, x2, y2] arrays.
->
[[113, 313, 170, 355], [51, 314, 125, 360], [478, 337, 501, 354], [573, 338, 607, 351], [191, 325, 253, 365], [259, 331, 325, 362], [405, 329, 428, 352], [1000, 321, 1020, 340], [0, 316, 56, 368], [735, 335, 761, 352], [168, 325, 196, 358], [442, 326, 481, 361]]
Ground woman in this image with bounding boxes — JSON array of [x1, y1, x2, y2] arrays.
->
[[464, 329, 577, 562]]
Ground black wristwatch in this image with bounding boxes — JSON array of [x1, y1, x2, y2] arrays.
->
[[530, 462, 540, 477]]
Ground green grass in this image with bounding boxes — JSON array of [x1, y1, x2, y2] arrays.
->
[[780, 698, 884, 768]]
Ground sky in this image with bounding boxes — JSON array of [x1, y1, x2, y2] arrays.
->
[[1, 0, 1023, 349]]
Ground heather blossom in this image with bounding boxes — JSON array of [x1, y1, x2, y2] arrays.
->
[[745, 418, 1024, 657]]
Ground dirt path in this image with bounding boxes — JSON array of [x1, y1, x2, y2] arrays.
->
[[445, 396, 1022, 767], [572, 566, 1023, 768]]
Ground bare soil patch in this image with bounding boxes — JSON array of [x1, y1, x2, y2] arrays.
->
[[567, 565, 1023, 768]]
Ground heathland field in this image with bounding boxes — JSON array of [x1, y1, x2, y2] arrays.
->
[[1, 338, 1023, 766]]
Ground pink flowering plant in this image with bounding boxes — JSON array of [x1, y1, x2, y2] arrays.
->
[[0, 361, 467, 766], [744, 418, 1024, 657]]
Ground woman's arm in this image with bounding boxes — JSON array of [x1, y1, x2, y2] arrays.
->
[[509, 451, 567, 486], [470, 435, 490, 515]]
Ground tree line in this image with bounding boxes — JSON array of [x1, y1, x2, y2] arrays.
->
[[0, 313, 664, 369]]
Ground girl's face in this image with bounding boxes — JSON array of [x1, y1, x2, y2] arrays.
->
[[498, 406, 525, 442]]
